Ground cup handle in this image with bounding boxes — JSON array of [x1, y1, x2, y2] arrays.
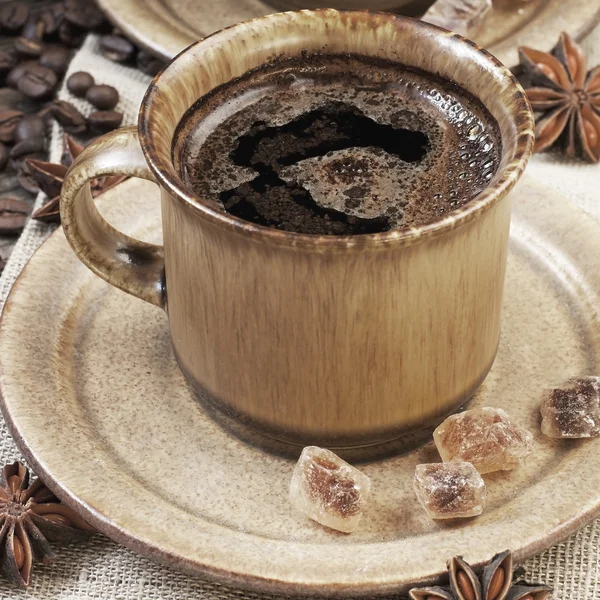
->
[[60, 126, 165, 309]]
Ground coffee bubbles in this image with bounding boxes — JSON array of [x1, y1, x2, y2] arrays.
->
[[174, 55, 501, 235]]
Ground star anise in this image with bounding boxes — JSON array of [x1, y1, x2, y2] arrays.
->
[[27, 134, 127, 223], [0, 461, 95, 587], [519, 32, 600, 163], [409, 550, 552, 600]]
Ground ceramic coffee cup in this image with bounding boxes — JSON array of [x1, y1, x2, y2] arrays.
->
[[61, 10, 534, 448]]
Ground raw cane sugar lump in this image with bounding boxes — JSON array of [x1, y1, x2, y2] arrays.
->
[[413, 462, 486, 520], [540, 376, 600, 438], [433, 407, 533, 474], [289, 446, 371, 533]]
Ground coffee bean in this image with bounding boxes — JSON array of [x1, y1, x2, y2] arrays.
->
[[66, 70, 94, 97], [40, 46, 71, 73], [15, 115, 46, 143], [18, 64, 57, 98], [8, 157, 21, 172], [0, 110, 23, 143], [0, 50, 17, 73], [58, 20, 85, 47], [50, 100, 87, 133], [17, 172, 41, 194], [100, 34, 135, 63], [21, 17, 45, 41], [40, 4, 65, 36], [137, 50, 166, 77], [6, 60, 35, 89], [64, 0, 105, 30], [19, 155, 39, 175], [13, 36, 43, 58], [10, 136, 45, 159], [37, 103, 55, 124], [0, 197, 31, 235], [86, 84, 119, 110], [0, 3, 29, 32], [10, 151, 45, 175], [0, 143, 8, 172], [88, 110, 123, 132]]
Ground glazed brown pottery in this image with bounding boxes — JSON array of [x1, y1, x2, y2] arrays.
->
[[60, 10, 534, 448]]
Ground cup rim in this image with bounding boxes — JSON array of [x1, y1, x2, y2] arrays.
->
[[138, 9, 535, 249]]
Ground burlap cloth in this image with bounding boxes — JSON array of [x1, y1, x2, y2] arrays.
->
[[0, 22, 598, 599]]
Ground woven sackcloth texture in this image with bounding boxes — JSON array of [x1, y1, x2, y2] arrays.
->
[[0, 25, 598, 600]]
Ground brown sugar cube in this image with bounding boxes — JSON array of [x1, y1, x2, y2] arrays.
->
[[289, 446, 371, 533], [541, 376, 600, 438], [434, 407, 533, 474], [414, 462, 486, 520]]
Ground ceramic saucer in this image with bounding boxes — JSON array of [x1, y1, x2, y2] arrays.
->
[[0, 176, 599, 596]]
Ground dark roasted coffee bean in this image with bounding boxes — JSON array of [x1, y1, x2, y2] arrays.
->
[[21, 17, 45, 41], [10, 151, 45, 175], [18, 63, 57, 98], [0, 110, 23, 143], [0, 50, 17, 72], [0, 143, 8, 172], [58, 20, 85, 47], [6, 60, 35, 89], [40, 3, 65, 36], [137, 50, 166, 77], [37, 103, 55, 124], [0, 197, 31, 235], [137, 50, 167, 77], [13, 36, 43, 57], [66, 70, 94, 97], [6, 65, 21, 89], [50, 100, 86, 133], [10, 136, 45, 159], [17, 171, 41, 193], [14, 115, 46, 143], [88, 110, 123, 132], [64, 0, 105, 29], [40, 45, 71, 73], [0, 3, 29, 32], [8, 157, 20, 172], [86, 84, 119, 110], [100, 34, 135, 63]]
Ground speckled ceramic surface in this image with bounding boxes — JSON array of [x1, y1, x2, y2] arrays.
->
[[1, 175, 600, 596], [97, 0, 600, 68]]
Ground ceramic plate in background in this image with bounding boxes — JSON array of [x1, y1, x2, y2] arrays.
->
[[97, 0, 600, 68]]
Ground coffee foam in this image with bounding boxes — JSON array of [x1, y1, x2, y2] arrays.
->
[[175, 55, 501, 231]]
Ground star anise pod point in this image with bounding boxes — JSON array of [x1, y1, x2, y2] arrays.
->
[[29, 133, 128, 224], [409, 550, 552, 600], [520, 32, 600, 163], [0, 461, 95, 587]]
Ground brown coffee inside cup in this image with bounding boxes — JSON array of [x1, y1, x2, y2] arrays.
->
[[173, 54, 502, 235]]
